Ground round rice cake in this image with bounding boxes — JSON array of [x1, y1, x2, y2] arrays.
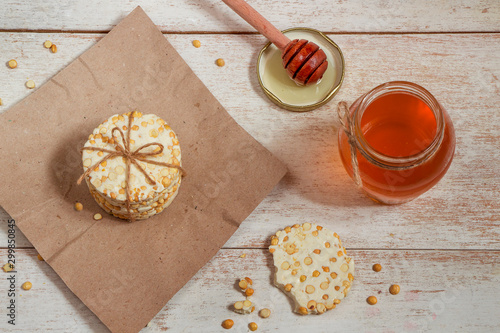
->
[[269, 223, 354, 315], [89, 182, 180, 220], [81, 111, 182, 220], [82, 111, 181, 203]]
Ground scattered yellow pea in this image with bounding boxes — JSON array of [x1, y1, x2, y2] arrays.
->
[[259, 308, 271, 318], [44, 40, 53, 48], [221, 319, 234, 329], [93, 213, 103, 220], [192, 40, 201, 48], [372, 263, 382, 272], [22, 282, 32, 290], [249, 322, 258, 331], [26, 80, 36, 89], [75, 202, 83, 211], [238, 279, 247, 290], [367, 296, 377, 305], [298, 306, 308, 315], [50, 44, 57, 53], [0, 98, 3, 106], [37, 254, 44, 261], [389, 284, 400, 295], [216, 58, 225, 67], [2, 263, 14, 272], [8, 59, 17, 69]]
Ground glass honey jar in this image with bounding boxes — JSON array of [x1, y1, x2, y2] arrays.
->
[[338, 81, 456, 204]]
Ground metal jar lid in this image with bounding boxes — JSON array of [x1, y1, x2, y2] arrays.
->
[[257, 27, 345, 112]]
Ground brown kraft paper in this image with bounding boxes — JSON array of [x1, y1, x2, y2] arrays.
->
[[0, 6, 287, 332]]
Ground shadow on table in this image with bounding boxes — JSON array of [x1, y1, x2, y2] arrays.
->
[[243, 45, 373, 208]]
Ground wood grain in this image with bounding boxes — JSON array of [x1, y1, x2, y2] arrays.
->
[[221, 0, 291, 50], [0, 0, 498, 33], [0, 2, 498, 329], [0, 248, 498, 332], [0, 33, 498, 250]]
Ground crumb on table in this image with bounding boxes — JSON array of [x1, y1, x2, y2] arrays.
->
[[26, 80, 35, 89]]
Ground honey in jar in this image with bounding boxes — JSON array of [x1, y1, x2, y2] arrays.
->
[[338, 81, 455, 204]]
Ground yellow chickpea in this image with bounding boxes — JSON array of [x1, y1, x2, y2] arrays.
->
[[74, 202, 83, 211], [259, 308, 271, 318], [221, 319, 234, 329], [2, 263, 14, 272], [216, 58, 225, 67], [389, 284, 401, 295], [8, 59, 17, 69]]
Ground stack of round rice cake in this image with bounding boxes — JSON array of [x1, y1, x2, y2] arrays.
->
[[269, 223, 354, 314], [81, 111, 182, 220]]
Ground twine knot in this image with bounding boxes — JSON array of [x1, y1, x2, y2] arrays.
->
[[77, 113, 186, 221]]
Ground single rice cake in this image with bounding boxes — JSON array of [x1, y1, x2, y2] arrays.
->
[[269, 223, 354, 314], [81, 111, 182, 220]]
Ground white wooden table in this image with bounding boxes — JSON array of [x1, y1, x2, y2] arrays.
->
[[1, 1, 499, 332]]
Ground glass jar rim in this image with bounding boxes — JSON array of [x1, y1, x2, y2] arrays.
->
[[353, 81, 445, 170]]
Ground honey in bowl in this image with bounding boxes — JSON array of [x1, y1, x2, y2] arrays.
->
[[338, 81, 456, 204]]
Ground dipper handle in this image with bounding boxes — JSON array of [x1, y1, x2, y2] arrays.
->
[[222, 0, 291, 51]]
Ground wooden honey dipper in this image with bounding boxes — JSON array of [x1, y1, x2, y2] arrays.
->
[[222, 0, 328, 86]]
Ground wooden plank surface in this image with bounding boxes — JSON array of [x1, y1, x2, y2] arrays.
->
[[0, 0, 498, 33], [0, 2, 499, 332], [1, 248, 499, 332], [1, 33, 498, 250]]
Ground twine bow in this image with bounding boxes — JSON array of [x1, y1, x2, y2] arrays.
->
[[77, 114, 186, 222], [337, 101, 362, 188]]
